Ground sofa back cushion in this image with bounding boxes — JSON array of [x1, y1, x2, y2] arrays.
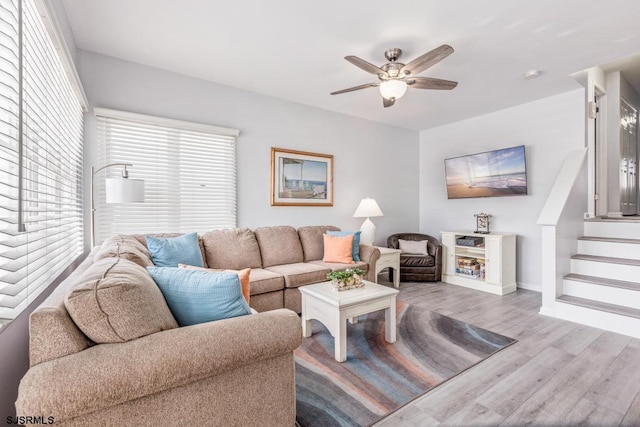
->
[[254, 226, 304, 268], [94, 234, 153, 268], [297, 225, 340, 261], [65, 257, 178, 343], [201, 228, 262, 270]]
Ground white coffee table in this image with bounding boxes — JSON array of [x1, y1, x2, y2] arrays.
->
[[300, 280, 399, 362]]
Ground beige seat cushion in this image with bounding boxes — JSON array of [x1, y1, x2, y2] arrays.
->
[[297, 225, 340, 262], [254, 226, 304, 268], [249, 268, 285, 295], [201, 228, 262, 270], [94, 235, 153, 267], [308, 260, 369, 273], [265, 263, 330, 288], [65, 257, 178, 343]]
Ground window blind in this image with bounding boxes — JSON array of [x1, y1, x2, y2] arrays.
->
[[0, 0, 84, 322], [94, 109, 239, 243]]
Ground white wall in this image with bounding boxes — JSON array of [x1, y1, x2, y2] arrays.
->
[[77, 50, 420, 248], [419, 90, 585, 291], [47, 0, 78, 64]]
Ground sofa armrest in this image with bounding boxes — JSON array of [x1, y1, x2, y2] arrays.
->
[[17, 309, 302, 422], [424, 235, 442, 257], [425, 236, 443, 280], [359, 245, 381, 282]]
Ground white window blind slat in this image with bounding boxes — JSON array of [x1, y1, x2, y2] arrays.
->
[[95, 111, 238, 242], [0, 0, 84, 323]]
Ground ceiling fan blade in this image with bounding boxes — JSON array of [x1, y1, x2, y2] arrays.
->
[[383, 97, 395, 108], [345, 56, 387, 76], [407, 77, 458, 90], [330, 82, 379, 95], [400, 44, 454, 76]]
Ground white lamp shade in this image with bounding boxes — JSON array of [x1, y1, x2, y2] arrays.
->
[[353, 198, 383, 218], [105, 178, 145, 203], [379, 80, 408, 100]]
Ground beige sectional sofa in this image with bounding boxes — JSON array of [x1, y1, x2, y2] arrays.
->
[[135, 225, 380, 313], [16, 225, 380, 425]]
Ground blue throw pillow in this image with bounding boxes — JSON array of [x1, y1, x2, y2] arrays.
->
[[147, 267, 251, 327], [327, 230, 361, 261], [146, 233, 204, 268]]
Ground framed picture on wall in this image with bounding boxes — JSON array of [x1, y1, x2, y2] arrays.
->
[[270, 147, 333, 206]]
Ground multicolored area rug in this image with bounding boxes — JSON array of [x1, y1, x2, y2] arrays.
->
[[295, 301, 516, 427]]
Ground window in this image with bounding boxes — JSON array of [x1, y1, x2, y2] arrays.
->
[[0, 0, 85, 326], [94, 109, 239, 243]]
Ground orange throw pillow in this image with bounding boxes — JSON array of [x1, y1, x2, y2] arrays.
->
[[323, 234, 355, 264], [178, 264, 251, 304]]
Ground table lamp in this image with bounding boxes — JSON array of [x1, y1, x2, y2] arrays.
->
[[353, 198, 383, 246]]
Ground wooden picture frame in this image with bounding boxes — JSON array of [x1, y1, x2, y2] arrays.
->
[[270, 147, 333, 206]]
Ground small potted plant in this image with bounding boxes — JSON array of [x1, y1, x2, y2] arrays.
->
[[327, 268, 365, 291]]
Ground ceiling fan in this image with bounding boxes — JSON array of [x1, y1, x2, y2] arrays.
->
[[330, 44, 457, 108]]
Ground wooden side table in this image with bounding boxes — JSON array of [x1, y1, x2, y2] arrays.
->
[[374, 247, 402, 288]]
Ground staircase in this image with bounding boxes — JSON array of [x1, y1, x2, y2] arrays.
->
[[554, 219, 640, 339]]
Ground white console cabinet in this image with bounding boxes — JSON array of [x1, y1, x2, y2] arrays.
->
[[441, 231, 516, 295]]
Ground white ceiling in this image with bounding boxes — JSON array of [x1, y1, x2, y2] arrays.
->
[[61, 0, 640, 131]]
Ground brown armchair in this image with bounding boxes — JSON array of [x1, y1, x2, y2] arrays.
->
[[387, 233, 442, 282]]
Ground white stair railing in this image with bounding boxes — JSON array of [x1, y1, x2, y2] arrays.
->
[[536, 147, 588, 316]]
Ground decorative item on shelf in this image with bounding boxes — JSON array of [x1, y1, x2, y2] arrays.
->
[[327, 268, 365, 291], [353, 198, 383, 246], [91, 163, 145, 247], [474, 213, 491, 234], [455, 257, 483, 280], [456, 236, 484, 247]]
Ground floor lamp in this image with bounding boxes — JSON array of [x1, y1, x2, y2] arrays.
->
[[353, 198, 384, 246], [91, 163, 144, 247]]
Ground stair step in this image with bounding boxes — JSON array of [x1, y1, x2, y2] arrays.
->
[[563, 274, 640, 309], [577, 237, 640, 260], [571, 254, 640, 266], [587, 215, 640, 223], [564, 273, 640, 291], [583, 220, 640, 239], [579, 236, 640, 245], [556, 295, 640, 320]]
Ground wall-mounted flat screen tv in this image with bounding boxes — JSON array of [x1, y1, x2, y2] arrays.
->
[[444, 145, 527, 199]]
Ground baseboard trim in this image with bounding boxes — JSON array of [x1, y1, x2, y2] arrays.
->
[[517, 282, 541, 292], [539, 306, 555, 317]]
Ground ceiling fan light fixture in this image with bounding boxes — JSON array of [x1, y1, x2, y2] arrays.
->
[[379, 79, 407, 100], [331, 45, 456, 107]]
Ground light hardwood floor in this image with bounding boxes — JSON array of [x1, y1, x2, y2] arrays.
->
[[372, 278, 640, 427]]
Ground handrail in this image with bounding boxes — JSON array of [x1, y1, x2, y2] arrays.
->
[[536, 148, 588, 226]]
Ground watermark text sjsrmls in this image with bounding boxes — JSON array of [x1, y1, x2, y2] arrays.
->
[[6, 416, 54, 425]]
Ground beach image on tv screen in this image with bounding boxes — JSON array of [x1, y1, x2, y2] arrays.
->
[[444, 145, 527, 199]]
